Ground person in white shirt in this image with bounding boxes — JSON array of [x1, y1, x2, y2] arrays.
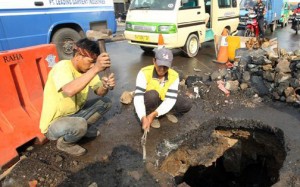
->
[[134, 47, 192, 131]]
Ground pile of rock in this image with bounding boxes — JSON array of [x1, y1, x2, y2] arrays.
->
[[210, 42, 300, 104], [245, 37, 264, 50]]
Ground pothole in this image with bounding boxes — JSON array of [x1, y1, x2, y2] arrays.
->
[[158, 119, 286, 187]]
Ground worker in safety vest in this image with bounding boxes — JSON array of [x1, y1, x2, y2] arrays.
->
[[134, 47, 192, 131]]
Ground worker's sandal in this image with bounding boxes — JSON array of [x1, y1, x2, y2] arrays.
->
[[166, 114, 178, 124], [151, 119, 161, 128]]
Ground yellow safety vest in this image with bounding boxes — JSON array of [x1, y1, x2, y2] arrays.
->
[[142, 65, 178, 100]]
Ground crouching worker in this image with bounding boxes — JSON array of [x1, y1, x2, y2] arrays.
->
[[134, 47, 192, 132], [40, 38, 115, 156]]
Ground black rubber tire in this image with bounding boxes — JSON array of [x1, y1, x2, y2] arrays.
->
[[183, 34, 199, 58], [140, 46, 154, 53], [270, 22, 276, 32], [52, 28, 82, 60], [244, 29, 254, 37]]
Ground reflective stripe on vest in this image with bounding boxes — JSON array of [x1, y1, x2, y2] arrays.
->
[[141, 65, 178, 100]]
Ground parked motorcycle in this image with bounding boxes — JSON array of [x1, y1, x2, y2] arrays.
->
[[291, 13, 300, 35], [244, 10, 267, 38], [244, 12, 259, 37]]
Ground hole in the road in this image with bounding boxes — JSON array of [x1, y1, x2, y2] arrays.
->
[[160, 126, 286, 187]]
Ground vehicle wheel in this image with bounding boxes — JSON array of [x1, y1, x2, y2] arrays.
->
[[52, 28, 82, 60], [244, 29, 254, 37], [140, 46, 154, 53], [270, 22, 276, 32], [183, 34, 199, 58], [244, 29, 249, 37]]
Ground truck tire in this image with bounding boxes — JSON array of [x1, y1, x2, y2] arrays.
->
[[183, 34, 199, 58], [52, 28, 82, 60], [140, 46, 154, 53], [270, 22, 276, 32]]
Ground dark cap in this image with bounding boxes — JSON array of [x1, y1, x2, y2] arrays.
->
[[155, 47, 173, 68]]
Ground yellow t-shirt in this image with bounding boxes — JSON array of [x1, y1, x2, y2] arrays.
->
[[39, 60, 102, 133]]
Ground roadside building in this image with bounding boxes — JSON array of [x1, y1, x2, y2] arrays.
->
[[114, 0, 130, 21]]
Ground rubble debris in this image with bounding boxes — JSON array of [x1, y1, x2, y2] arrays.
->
[[185, 75, 203, 88], [193, 68, 201, 72], [245, 37, 262, 50], [217, 80, 230, 97], [184, 37, 300, 107], [28, 180, 38, 187], [120, 91, 134, 104]]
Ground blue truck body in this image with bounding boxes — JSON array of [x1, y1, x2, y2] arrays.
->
[[238, 0, 284, 32]]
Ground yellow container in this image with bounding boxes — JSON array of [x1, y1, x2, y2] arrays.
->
[[227, 36, 241, 62]]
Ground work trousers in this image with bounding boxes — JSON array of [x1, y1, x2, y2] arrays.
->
[[45, 97, 111, 143], [144, 90, 192, 116], [258, 18, 265, 38]]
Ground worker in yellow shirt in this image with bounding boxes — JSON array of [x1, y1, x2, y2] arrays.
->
[[40, 38, 115, 156]]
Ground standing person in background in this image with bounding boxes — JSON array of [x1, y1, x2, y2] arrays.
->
[[40, 38, 115, 156], [253, 0, 266, 38], [134, 47, 192, 132]]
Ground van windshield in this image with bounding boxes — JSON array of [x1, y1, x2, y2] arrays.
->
[[240, 0, 266, 10], [129, 0, 176, 10]]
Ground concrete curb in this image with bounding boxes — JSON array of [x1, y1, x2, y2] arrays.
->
[[109, 33, 126, 42]]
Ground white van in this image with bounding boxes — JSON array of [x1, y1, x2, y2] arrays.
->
[[124, 0, 240, 57]]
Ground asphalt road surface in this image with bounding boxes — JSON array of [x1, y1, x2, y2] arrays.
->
[[1, 22, 300, 187]]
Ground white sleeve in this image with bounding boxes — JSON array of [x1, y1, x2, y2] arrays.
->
[[133, 70, 147, 121], [156, 77, 179, 117]]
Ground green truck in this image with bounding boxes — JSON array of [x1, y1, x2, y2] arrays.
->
[[278, 0, 290, 27]]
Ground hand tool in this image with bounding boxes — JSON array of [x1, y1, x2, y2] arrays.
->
[[86, 29, 113, 89], [141, 130, 148, 162]]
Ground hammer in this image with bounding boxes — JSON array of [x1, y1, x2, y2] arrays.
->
[[86, 29, 113, 89]]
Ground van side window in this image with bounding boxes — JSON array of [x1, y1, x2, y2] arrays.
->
[[182, 0, 197, 8], [218, 0, 231, 8], [232, 0, 237, 7], [205, 0, 211, 12]]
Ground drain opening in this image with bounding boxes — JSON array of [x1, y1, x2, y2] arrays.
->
[[160, 127, 286, 187], [180, 154, 277, 187]]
